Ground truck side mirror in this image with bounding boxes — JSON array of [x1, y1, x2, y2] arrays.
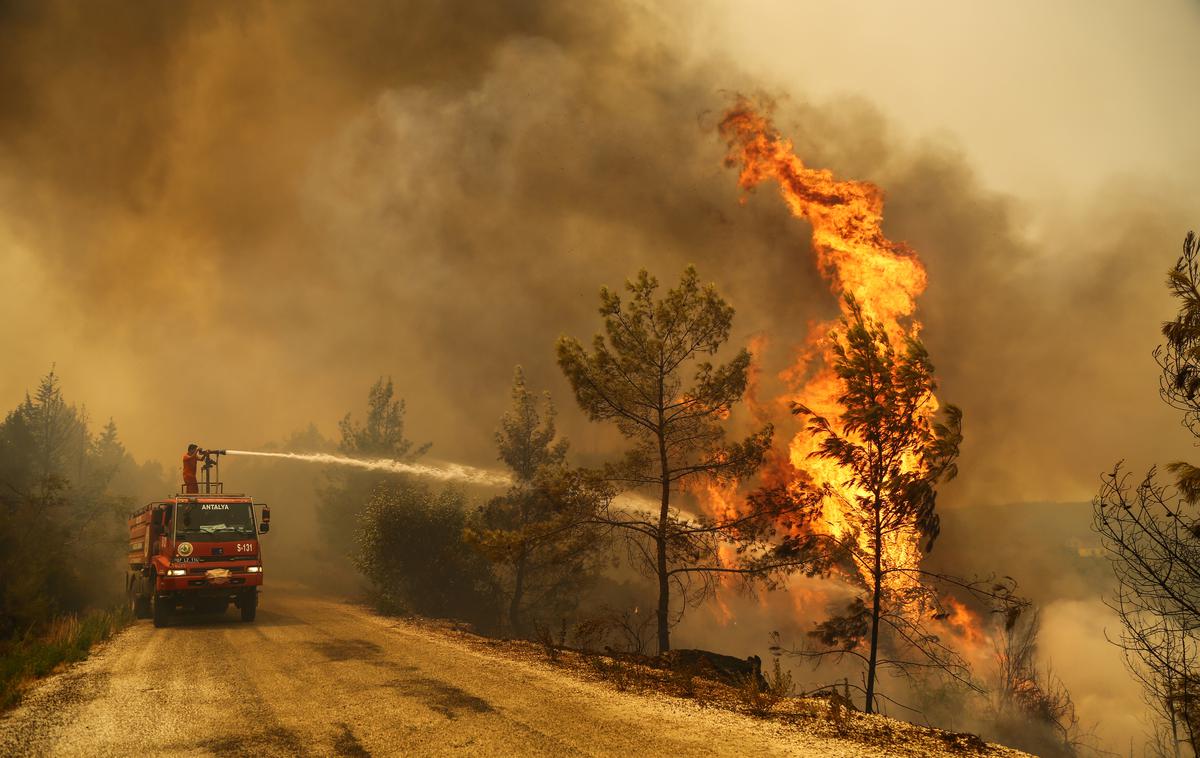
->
[[259, 504, 270, 534]]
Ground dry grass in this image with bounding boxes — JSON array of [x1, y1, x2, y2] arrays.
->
[[736, 657, 795, 717], [0, 606, 131, 710]]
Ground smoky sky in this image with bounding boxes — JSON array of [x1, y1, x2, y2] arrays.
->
[[5, 4, 1197, 751], [0, 0, 1193, 512]]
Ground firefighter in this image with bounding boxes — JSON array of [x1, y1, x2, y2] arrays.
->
[[182, 443, 206, 494]]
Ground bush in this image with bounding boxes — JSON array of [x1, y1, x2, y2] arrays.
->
[[570, 605, 656, 655], [354, 483, 500, 629], [737, 658, 793, 717]]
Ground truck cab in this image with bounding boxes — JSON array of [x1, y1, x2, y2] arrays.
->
[[127, 490, 270, 628]]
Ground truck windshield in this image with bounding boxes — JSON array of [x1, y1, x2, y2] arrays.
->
[[174, 502, 255, 541]]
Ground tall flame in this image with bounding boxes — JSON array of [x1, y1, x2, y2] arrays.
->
[[720, 100, 927, 330], [718, 98, 934, 587]]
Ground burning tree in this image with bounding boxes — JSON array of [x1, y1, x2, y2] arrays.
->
[[1093, 231, 1200, 757], [794, 296, 965, 713], [465, 368, 608, 636], [557, 266, 773, 653], [717, 98, 1027, 715]]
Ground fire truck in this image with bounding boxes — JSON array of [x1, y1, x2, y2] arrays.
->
[[126, 450, 271, 627]]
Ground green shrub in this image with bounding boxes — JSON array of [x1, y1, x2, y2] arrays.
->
[[355, 482, 500, 629]]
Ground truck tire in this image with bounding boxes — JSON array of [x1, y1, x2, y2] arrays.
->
[[130, 587, 151, 620], [239, 591, 257, 622], [152, 592, 170, 628]]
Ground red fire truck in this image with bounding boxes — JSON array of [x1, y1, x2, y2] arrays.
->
[[126, 450, 271, 627]]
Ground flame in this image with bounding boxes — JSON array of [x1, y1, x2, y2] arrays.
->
[[684, 98, 989, 657], [941, 595, 986, 650], [719, 100, 926, 331], [712, 589, 735, 626], [719, 98, 937, 590]]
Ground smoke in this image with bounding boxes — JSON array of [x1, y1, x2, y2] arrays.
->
[[0, 0, 1189, 512], [224, 449, 510, 487], [1, 1, 1195, 752]]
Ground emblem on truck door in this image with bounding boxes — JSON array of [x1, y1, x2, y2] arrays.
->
[[177, 541, 194, 557]]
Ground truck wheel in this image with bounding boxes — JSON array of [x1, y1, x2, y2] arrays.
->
[[152, 592, 171, 628], [130, 588, 151, 620], [239, 592, 257, 622]]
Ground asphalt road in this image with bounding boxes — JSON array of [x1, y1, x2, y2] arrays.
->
[[0, 586, 932, 757]]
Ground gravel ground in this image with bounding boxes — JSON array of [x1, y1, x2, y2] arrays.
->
[[0, 586, 1028, 757]]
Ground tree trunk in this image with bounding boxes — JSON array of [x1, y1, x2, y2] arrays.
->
[[864, 497, 883, 714], [510, 544, 527, 636], [656, 472, 671, 652], [656, 421, 671, 654]]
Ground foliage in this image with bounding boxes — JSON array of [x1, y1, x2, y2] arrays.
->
[[791, 296, 966, 713], [463, 368, 608, 636], [493, 367, 569, 481], [1095, 230, 1200, 756], [0, 370, 159, 639], [354, 482, 500, 629], [556, 266, 773, 653], [1158, 231, 1200, 504], [319, 377, 430, 563]]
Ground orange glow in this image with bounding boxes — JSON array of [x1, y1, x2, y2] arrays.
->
[[720, 99, 926, 332], [686, 99, 990, 656], [939, 595, 991, 666], [712, 590, 735, 626], [709, 97, 990, 654], [941, 596, 986, 647], [719, 97, 936, 588]]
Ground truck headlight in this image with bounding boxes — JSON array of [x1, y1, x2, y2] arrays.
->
[[167, 569, 186, 576], [247, 566, 262, 573]]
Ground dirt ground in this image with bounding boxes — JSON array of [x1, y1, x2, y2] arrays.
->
[[0, 585, 1026, 757]]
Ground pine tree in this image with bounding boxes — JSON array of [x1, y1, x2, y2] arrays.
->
[[557, 266, 772, 653], [796, 296, 962, 713], [465, 368, 604, 635], [319, 377, 431, 562]]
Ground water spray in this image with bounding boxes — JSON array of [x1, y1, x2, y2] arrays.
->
[[223, 450, 512, 487]]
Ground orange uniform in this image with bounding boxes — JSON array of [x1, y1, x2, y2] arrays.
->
[[182, 451, 201, 493]]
